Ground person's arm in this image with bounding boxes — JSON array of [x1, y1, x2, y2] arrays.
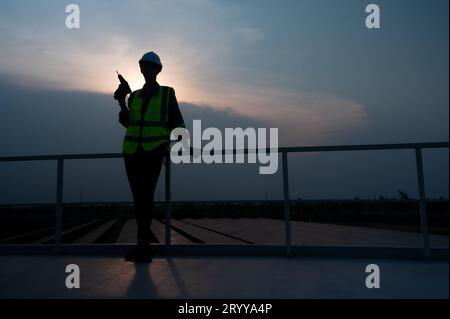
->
[[167, 87, 185, 130], [118, 92, 135, 128]]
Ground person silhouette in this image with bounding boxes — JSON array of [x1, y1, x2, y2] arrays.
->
[[114, 51, 185, 262]]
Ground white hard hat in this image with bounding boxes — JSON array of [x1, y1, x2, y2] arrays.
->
[[139, 51, 162, 67]]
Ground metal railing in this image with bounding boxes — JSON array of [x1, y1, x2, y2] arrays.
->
[[0, 142, 448, 259]]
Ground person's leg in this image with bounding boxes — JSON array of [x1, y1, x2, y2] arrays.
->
[[123, 147, 166, 262], [123, 154, 147, 261], [124, 154, 148, 243], [136, 148, 166, 244]]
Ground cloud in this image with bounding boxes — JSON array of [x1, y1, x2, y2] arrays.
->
[[0, 0, 265, 95], [186, 83, 369, 146]]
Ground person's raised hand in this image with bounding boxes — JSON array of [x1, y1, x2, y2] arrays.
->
[[114, 83, 130, 101]]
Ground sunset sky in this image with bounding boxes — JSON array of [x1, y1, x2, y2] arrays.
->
[[0, 0, 448, 202]]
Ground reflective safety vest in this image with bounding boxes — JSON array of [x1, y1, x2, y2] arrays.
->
[[122, 86, 172, 154]]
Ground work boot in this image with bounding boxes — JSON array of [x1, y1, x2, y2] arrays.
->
[[133, 244, 153, 263], [124, 244, 153, 263], [124, 245, 140, 262]]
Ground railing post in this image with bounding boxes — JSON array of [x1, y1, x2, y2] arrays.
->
[[415, 148, 431, 260], [165, 155, 172, 253], [54, 158, 64, 254], [282, 151, 292, 256]]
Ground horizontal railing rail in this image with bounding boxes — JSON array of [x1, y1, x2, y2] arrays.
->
[[1, 142, 448, 162], [0, 142, 448, 260]]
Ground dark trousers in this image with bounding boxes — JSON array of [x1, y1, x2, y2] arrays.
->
[[123, 145, 166, 244]]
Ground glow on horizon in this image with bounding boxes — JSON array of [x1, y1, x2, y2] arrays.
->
[[43, 51, 201, 105]]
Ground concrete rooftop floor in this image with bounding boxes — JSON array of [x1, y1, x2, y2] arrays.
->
[[0, 255, 447, 299]]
